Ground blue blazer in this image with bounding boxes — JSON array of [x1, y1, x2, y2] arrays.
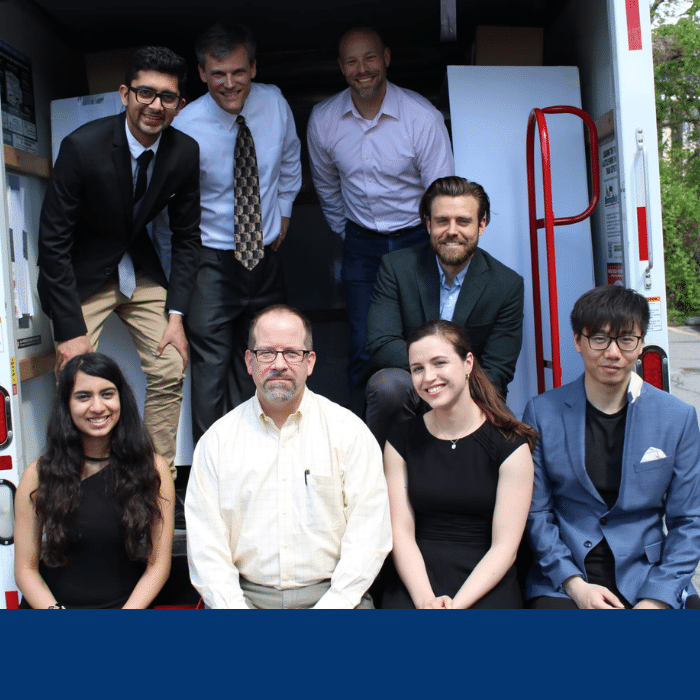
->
[[523, 373, 700, 608]]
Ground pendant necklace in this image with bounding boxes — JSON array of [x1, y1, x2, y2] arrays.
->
[[440, 412, 482, 450]]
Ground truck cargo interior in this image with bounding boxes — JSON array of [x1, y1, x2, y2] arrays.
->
[[1, 0, 667, 607]]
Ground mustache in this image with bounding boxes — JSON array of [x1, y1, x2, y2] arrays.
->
[[265, 370, 293, 379]]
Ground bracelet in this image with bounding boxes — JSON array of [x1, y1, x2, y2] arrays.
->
[[47, 603, 66, 609]]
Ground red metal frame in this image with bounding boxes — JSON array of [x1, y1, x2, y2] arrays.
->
[[526, 105, 599, 393]]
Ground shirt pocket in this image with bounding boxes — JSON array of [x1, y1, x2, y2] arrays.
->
[[303, 473, 345, 534]]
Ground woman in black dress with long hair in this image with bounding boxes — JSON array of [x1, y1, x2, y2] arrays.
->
[[383, 321, 536, 609], [14, 352, 174, 608]]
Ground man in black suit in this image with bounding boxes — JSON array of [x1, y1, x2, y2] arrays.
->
[[38, 46, 201, 477], [365, 176, 524, 446]]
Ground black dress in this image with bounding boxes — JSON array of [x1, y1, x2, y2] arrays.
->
[[19, 464, 146, 609], [382, 417, 526, 609]]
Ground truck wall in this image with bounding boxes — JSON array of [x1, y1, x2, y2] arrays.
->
[[1, 1, 90, 466]]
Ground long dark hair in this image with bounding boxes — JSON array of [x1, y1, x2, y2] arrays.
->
[[407, 321, 538, 451], [33, 353, 162, 567]]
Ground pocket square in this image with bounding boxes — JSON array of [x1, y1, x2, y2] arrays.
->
[[641, 447, 667, 463]]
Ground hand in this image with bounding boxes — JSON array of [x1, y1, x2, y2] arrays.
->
[[418, 595, 453, 609], [55, 335, 93, 372], [563, 576, 625, 609], [633, 598, 669, 609], [270, 216, 290, 251], [156, 314, 188, 369]]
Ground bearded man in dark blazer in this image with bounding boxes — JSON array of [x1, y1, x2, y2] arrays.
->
[[365, 176, 523, 446], [38, 46, 201, 477]]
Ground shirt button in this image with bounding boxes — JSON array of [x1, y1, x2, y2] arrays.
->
[[584, 540, 593, 548]]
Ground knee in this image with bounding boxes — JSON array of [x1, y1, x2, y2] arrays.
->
[[144, 344, 185, 387], [366, 368, 413, 410]]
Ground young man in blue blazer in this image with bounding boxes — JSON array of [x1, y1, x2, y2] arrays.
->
[[524, 285, 700, 608]]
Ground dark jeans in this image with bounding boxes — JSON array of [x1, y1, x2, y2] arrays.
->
[[341, 220, 428, 391], [186, 246, 285, 444]]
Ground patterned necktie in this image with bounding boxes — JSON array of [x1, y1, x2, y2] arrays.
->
[[233, 115, 264, 269]]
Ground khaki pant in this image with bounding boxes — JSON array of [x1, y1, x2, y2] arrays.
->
[[71, 271, 184, 479], [239, 578, 374, 609]]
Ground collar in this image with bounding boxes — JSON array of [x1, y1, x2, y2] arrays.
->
[[252, 385, 311, 426], [124, 119, 161, 160], [626, 372, 644, 404], [341, 81, 399, 122], [205, 88, 254, 131], [437, 256, 470, 288]]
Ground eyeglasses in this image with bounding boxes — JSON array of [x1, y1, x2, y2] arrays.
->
[[250, 349, 311, 364], [581, 333, 643, 351], [128, 86, 181, 110]]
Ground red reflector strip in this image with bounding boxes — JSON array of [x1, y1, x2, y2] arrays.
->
[[5, 591, 19, 609], [0, 397, 7, 445], [626, 0, 643, 50], [637, 206, 649, 261], [642, 352, 664, 389], [0, 456, 12, 470]]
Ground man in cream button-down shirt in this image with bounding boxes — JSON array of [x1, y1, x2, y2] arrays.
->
[[185, 304, 391, 608]]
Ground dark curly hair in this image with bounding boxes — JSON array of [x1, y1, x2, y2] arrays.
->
[[407, 321, 538, 452], [33, 353, 162, 567]]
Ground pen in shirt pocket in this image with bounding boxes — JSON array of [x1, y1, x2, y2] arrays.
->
[[304, 469, 310, 485]]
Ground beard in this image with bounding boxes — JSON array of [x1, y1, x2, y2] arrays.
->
[[431, 237, 478, 268], [261, 374, 297, 403]]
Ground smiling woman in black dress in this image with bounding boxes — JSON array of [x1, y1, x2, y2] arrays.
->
[[14, 353, 174, 609], [382, 321, 536, 609]]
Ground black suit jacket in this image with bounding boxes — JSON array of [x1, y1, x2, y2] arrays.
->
[[38, 112, 201, 342], [366, 244, 524, 398]]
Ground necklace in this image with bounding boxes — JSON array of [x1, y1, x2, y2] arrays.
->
[[83, 454, 110, 462], [436, 412, 482, 449]]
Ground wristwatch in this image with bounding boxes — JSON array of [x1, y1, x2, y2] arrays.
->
[[47, 603, 66, 609]]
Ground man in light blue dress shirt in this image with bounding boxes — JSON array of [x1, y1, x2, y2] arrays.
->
[[172, 21, 302, 443]]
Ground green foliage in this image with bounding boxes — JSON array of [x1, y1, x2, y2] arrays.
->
[[659, 156, 700, 315], [652, 1, 700, 317]]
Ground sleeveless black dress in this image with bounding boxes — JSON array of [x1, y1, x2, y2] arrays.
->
[[382, 417, 526, 609], [20, 464, 146, 609]]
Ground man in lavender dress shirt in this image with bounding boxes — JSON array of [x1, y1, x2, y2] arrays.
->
[[307, 27, 454, 400]]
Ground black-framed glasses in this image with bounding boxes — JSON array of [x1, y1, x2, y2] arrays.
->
[[581, 333, 643, 351], [128, 86, 181, 109], [250, 349, 311, 364]]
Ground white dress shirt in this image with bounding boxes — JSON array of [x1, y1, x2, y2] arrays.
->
[[185, 387, 392, 609], [307, 81, 454, 235], [124, 124, 184, 314], [171, 84, 301, 247], [124, 120, 160, 186]]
